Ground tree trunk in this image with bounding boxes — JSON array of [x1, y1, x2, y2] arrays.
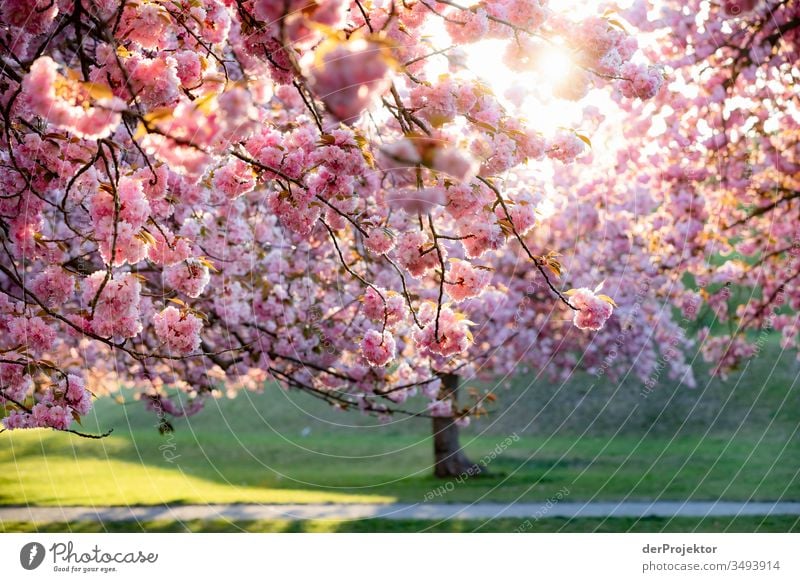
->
[[432, 373, 483, 478]]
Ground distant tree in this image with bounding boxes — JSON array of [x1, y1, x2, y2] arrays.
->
[[609, 0, 800, 375]]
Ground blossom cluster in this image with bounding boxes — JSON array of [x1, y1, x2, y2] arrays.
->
[[0, 0, 666, 433]]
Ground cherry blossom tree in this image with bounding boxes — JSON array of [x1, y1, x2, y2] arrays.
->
[[605, 0, 800, 377], [428, 140, 698, 475], [443, 0, 800, 477], [0, 0, 664, 475]]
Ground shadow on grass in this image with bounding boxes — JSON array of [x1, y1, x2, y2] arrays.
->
[[2, 515, 799, 533]]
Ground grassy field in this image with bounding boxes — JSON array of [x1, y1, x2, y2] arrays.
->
[[3, 516, 798, 533], [1, 339, 798, 531], [2, 429, 797, 506]]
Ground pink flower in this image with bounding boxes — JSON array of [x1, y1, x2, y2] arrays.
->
[[410, 78, 459, 125], [128, 54, 181, 109], [8, 316, 56, 354], [252, 0, 283, 23], [503, 0, 548, 29], [93, 218, 149, 267], [364, 227, 396, 255], [445, 7, 489, 43], [458, 218, 504, 258], [164, 259, 211, 298], [60, 374, 92, 416], [2, 410, 34, 430], [30, 266, 74, 307], [427, 399, 453, 417], [362, 287, 407, 327], [198, 0, 231, 44], [139, 100, 217, 177], [361, 329, 396, 367], [88, 176, 152, 266], [445, 183, 494, 220], [147, 229, 193, 266], [505, 193, 539, 235], [119, 2, 174, 49], [394, 230, 441, 278], [174, 50, 203, 88], [22, 57, 124, 139], [0, 363, 32, 403], [413, 304, 473, 357], [153, 306, 203, 355], [547, 132, 587, 163], [268, 191, 322, 236], [32, 402, 71, 430], [619, 63, 664, 100], [569, 288, 614, 331], [213, 159, 257, 199], [1, 0, 58, 35], [444, 260, 492, 302], [307, 38, 393, 124], [90, 176, 150, 230], [82, 271, 143, 340], [362, 287, 386, 321]]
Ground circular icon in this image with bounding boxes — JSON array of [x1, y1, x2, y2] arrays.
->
[[20, 542, 46, 570]]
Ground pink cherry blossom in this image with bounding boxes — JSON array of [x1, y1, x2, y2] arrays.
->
[[8, 316, 56, 354], [82, 272, 143, 340], [0, 0, 696, 467], [22, 57, 124, 139], [361, 329, 396, 367], [153, 306, 203, 355], [30, 266, 74, 307], [307, 38, 393, 124], [364, 227, 396, 255], [444, 260, 493, 302], [164, 259, 211, 298], [570, 288, 615, 331], [619, 63, 664, 100]]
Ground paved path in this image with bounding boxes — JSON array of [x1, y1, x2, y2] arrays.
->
[[2, 501, 799, 523]]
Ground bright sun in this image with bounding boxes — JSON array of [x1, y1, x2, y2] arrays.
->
[[537, 44, 574, 85], [419, 0, 637, 136], [420, 26, 587, 135]]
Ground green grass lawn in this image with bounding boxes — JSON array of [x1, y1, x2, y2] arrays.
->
[[2, 429, 797, 506], [1, 338, 798, 519], [3, 516, 798, 533]]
